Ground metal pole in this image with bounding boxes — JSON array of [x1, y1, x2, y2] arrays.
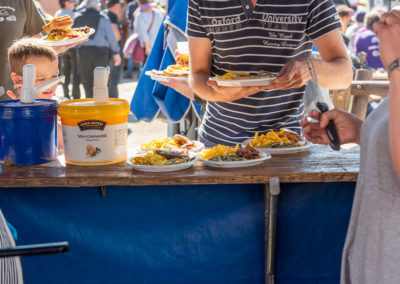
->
[[264, 177, 281, 284]]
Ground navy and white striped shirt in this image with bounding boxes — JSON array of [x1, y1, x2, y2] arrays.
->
[[0, 210, 23, 284], [187, 0, 341, 146]]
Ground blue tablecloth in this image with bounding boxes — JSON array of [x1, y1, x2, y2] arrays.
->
[[0, 182, 355, 283]]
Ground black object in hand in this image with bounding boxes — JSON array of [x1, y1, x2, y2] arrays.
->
[[316, 102, 340, 151]]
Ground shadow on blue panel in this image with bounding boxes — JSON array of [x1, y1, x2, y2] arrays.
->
[[0, 182, 355, 283]]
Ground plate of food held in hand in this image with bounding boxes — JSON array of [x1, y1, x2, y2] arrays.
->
[[127, 149, 198, 172], [209, 70, 275, 87], [41, 15, 94, 46], [136, 134, 204, 154], [199, 144, 271, 168], [242, 129, 310, 155], [145, 64, 189, 82]]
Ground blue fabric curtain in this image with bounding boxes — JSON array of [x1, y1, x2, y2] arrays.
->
[[130, 0, 201, 122]]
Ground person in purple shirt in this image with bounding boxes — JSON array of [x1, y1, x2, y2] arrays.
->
[[355, 11, 384, 69]]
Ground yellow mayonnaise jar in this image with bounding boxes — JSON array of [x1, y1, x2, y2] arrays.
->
[[58, 98, 130, 165]]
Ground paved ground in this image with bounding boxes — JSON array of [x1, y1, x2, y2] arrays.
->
[[56, 74, 168, 148]]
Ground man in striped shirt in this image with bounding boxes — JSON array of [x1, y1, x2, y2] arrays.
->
[[186, 0, 353, 146]]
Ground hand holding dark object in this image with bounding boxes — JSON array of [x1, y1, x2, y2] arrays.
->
[[300, 108, 362, 146], [316, 102, 341, 151]]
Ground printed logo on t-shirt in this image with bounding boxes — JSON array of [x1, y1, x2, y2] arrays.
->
[[207, 15, 242, 33], [0, 6, 16, 22], [260, 13, 304, 48]]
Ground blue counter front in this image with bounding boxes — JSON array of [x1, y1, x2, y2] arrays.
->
[[0, 182, 355, 283]]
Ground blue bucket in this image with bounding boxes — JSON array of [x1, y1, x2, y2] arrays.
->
[[0, 99, 58, 165]]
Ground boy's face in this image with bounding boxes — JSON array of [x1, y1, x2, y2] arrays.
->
[[11, 56, 59, 99]]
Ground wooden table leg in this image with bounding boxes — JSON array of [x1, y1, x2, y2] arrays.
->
[[264, 177, 280, 284]]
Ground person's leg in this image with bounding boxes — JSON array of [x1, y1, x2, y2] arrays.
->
[[78, 47, 94, 99], [59, 53, 70, 98], [70, 49, 81, 100], [64, 51, 72, 98], [125, 56, 134, 78], [137, 54, 148, 75], [108, 50, 123, 98], [80, 47, 112, 99], [124, 28, 135, 78]]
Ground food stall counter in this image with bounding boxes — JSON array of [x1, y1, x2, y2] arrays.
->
[[0, 144, 359, 284]]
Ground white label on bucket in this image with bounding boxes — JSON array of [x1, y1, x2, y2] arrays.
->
[[62, 122, 127, 163]]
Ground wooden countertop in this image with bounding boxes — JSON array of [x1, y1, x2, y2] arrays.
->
[[0, 144, 360, 188]]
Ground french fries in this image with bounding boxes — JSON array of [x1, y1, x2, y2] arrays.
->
[[130, 152, 189, 165], [131, 153, 167, 165], [247, 129, 304, 148], [216, 70, 250, 80], [139, 135, 196, 151], [215, 70, 273, 80], [199, 144, 239, 160], [139, 136, 181, 151]]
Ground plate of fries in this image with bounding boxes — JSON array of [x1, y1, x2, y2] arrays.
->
[[145, 64, 189, 82], [242, 129, 310, 155], [199, 144, 271, 168], [127, 151, 198, 172], [136, 135, 204, 154], [209, 70, 275, 87]]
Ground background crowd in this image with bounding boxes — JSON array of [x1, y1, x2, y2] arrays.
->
[[0, 0, 165, 101], [54, 0, 165, 100], [0, 0, 397, 102]]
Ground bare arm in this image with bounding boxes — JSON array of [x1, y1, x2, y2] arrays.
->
[[389, 71, 400, 179], [270, 29, 353, 90], [312, 29, 353, 89], [188, 37, 267, 102], [188, 37, 213, 99], [111, 23, 121, 42], [374, 7, 400, 179]]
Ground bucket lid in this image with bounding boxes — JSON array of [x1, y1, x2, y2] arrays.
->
[[0, 99, 57, 119], [58, 98, 130, 119]]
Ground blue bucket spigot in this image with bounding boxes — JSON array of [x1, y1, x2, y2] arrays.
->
[[0, 64, 65, 165]]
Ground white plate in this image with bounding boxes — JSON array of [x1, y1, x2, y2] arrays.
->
[[135, 140, 205, 154], [127, 155, 198, 172], [200, 152, 271, 168], [145, 71, 188, 82], [242, 138, 311, 155], [41, 28, 95, 46], [208, 76, 275, 87]]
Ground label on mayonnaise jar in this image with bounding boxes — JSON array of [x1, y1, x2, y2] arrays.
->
[[62, 119, 127, 165]]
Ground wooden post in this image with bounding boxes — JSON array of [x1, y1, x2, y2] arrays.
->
[[350, 69, 373, 119], [350, 81, 390, 97], [331, 87, 352, 111]]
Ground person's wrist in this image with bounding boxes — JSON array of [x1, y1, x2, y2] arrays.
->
[[193, 92, 205, 104], [386, 57, 400, 78]]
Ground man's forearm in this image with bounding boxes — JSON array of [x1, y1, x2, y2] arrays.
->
[[189, 72, 217, 101], [314, 57, 353, 90]]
